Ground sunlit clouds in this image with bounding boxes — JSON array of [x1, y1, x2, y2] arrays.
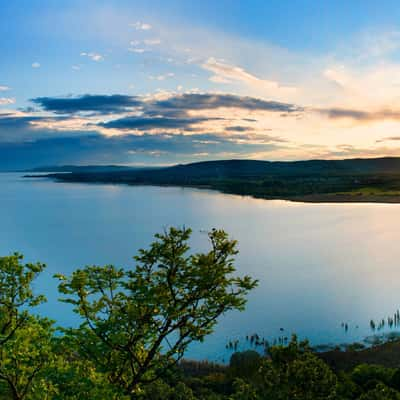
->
[[3, 2, 400, 168]]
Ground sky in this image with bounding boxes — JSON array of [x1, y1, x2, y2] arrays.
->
[[3, 0, 400, 168]]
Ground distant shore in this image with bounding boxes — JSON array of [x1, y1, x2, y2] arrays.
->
[[287, 193, 400, 204], [23, 173, 400, 204], [23, 157, 400, 204]]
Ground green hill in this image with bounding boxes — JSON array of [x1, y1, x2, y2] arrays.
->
[[28, 157, 400, 202]]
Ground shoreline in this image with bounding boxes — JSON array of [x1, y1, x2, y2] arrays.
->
[[24, 174, 400, 204]]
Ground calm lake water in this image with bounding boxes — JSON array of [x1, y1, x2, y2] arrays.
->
[[1, 172, 400, 361]]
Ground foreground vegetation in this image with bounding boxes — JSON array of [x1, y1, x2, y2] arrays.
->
[[2, 227, 400, 399], [28, 157, 400, 203]]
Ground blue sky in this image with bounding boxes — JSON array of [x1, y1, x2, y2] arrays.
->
[[2, 0, 400, 169]]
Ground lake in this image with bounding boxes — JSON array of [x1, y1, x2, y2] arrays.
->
[[1, 172, 400, 362]]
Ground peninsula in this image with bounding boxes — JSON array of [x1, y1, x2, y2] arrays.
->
[[25, 157, 400, 203]]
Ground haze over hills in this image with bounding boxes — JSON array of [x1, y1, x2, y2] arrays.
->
[[26, 157, 400, 175], [26, 165, 158, 173], [25, 157, 400, 203]]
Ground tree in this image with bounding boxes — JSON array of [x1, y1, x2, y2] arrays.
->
[[56, 227, 258, 398], [0, 317, 56, 400], [229, 350, 262, 381], [258, 335, 338, 400], [0, 253, 46, 347], [46, 335, 121, 400], [229, 378, 259, 400], [0, 253, 55, 400], [358, 383, 400, 400]]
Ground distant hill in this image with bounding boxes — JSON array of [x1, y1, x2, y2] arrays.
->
[[30, 157, 400, 176], [26, 157, 400, 203]]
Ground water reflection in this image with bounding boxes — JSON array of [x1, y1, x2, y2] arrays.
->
[[1, 173, 400, 361]]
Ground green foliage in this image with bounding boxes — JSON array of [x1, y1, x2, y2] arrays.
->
[[228, 351, 261, 381], [0, 253, 46, 346], [0, 253, 55, 400], [46, 336, 122, 400], [4, 228, 400, 399], [56, 227, 257, 398], [358, 383, 400, 400], [390, 369, 400, 391], [351, 364, 395, 390], [0, 317, 56, 400], [229, 378, 258, 400], [258, 335, 338, 399], [138, 380, 196, 400]]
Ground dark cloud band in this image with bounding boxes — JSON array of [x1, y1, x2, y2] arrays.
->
[[153, 93, 302, 113], [31, 94, 141, 114]]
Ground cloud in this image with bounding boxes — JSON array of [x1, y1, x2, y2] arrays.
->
[[202, 58, 296, 94], [148, 72, 175, 81], [0, 113, 79, 143], [30, 92, 303, 124], [130, 21, 152, 30], [0, 86, 10, 91], [32, 94, 141, 114], [31, 62, 40, 68], [0, 129, 287, 170], [301, 143, 400, 159], [80, 52, 104, 61], [316, 107, 400, 122], [376, 136, 400, 143], [152, 93, 302, 113], [128, 38, 160, 53], [0, 98, 15, 105], [99, 116, 213, 131], [24, 92, 305, 142], [322, 62, 400, 109], [225, 126, 250, 132], [144, 38, 161, 45], [128, 47, 147, 54]]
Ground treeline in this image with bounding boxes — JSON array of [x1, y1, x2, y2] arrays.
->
[[35, 158, 400, 201], [1, 227, 400, 399]]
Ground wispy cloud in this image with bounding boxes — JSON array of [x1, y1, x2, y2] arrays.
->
[[0, 86, 10, 91], [31, 62, 40, 68], [0, 98, 15, 105], [128, 47, 147, 54], [202, 58, 296, 95], [80, 52, 104, 62], [144, 38, 161, 45], [148, 73, 175, 81], [316, 107, 400, 122], [130, 21, 152, 30]]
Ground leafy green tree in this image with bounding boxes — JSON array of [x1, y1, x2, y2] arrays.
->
[[47, 335, 123, 400], [390, 369, 400, 392], [351, 364, 394, 391], [358, 383, 400, 400], [56, 227, 257, 399], [0, 253, 46, 347], [336, 370, 361, 400], [258, 335, 338, 400], [0, 317, 56, 400], [229, 378, 259, 400], [138, 380, 196, 400], [229, 350, 261, 382], [0, 253, 55, 400]]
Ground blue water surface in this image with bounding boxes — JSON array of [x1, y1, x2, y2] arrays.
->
[[1, 173, 399, 361]]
